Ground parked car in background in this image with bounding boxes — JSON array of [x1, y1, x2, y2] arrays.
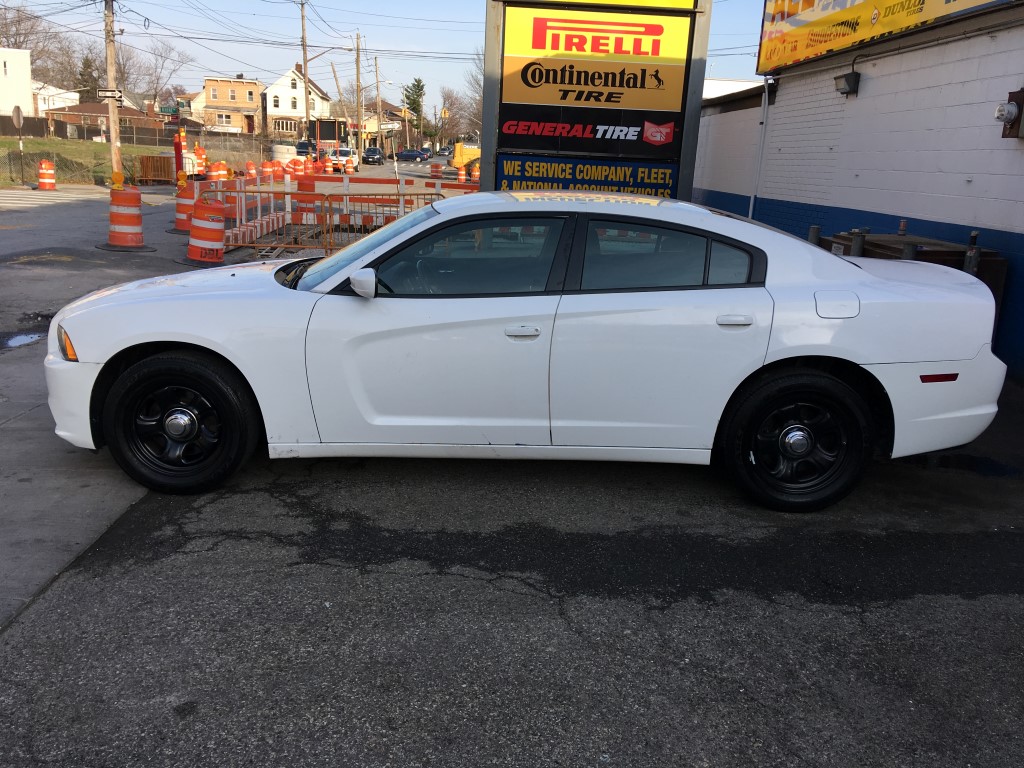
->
[[362, 147, 385, 165], [295, 140, 324, 159], [396, 148, 430, 162], [327, 147, 359, 171], [44, 192, 1006, 511], [436, 145, 453, 157]]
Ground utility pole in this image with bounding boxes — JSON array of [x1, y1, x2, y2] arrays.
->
[[355, 33, 362, 159], [300, 0, 309, 140], [103, 0, 122, 174], [330, 61, 352, 142], [374, 56, 383, 150]]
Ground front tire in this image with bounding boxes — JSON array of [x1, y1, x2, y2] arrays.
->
[[102, 351, 260, 494], [718, 372, 873, 512]]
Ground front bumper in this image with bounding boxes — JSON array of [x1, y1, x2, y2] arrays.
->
[[45, 352, 103, 449]]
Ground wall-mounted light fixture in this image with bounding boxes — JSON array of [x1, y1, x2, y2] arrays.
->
[[834, 71, 860, 96], [994, 88, 1024, 139]]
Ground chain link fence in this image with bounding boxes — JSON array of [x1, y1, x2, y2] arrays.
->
[[0, 148, 103, 185], [0, 133, 280, 187]]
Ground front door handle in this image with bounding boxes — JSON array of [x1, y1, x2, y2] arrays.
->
[[505, 325, 541, 338], [716, 314, 754, 327]]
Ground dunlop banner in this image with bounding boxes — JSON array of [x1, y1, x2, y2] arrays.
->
[[496, 153, 678, 197], [497, 103, 681, 160], [758, 0, 1014, 72]]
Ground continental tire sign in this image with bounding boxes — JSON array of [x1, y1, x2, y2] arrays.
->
[[497, 4, 696, 197]]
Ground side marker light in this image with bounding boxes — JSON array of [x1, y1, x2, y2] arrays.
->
[[57, 325, 78, 362], [920, 373, 959, 383]]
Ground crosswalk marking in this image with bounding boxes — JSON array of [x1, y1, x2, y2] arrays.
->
[[0, 187, 111, 211]]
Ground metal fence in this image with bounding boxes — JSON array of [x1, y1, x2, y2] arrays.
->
[[0, 148, 102, 185], [195, 181, 441, 259]]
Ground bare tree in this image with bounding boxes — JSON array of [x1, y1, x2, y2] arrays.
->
[[141, 40, 194, 104], [462, 47, 484, 141], [1, 3, 74, 88]]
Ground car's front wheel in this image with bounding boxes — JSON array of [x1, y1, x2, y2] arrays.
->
[[102, 351, 260, 494], [717, 372, 873, 512]]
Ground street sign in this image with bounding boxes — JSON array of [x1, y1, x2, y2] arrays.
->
[[11, 106, 23, 130], [380, 122, 401, 131], [97, 88, 123, 99]]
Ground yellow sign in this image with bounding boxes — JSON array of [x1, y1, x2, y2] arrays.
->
[[758, 0, 1012, 72], [502, 56, 686, 110], [513, 0, 698, 9], [504, 6, 692, 65]]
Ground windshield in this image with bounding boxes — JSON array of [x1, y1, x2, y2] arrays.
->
[[296, 205, 439, 291]]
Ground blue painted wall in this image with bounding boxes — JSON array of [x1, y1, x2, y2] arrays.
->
[[693, 187, 1022, 380]]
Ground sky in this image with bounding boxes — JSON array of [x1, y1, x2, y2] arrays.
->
[[31, 0, 767, 111]]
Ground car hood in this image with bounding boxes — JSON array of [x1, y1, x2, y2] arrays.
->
[[58, 260, 288, 318]]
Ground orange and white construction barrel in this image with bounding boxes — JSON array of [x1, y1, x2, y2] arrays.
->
[[187, 198, 227, 265], [168, 179, 195, 234], [457, 166, 466, 183], [37, 159, 57, 191], [97, 180, 155, 252], [345, 157, 355, 175], [430, 163, 443, 179], [471, 165, 480, 183]]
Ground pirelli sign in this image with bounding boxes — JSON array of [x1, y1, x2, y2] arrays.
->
[[481, 0, 706, 200]]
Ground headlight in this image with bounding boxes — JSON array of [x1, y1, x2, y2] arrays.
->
[[57, 324, 78, 362]]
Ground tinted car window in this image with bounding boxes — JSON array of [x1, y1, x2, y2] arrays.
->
[[580, 220, 756, 291], [582, 221, 707, 290], [708, 241, 751, 284], [376, 218, 564, 296]]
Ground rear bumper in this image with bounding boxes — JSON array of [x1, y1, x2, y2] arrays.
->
[[45, 353, 102, 449], [864, 345, 1007, 458]]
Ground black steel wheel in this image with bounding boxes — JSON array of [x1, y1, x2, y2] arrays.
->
[[718, 372, 873, 512], [103, 351, 260, 494]]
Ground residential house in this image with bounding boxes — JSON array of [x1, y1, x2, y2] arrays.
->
[[262, 64, 331, 138], [32, 81, 79, 116], [192, 76, 264, 133], [44, 102, 164, 133], [0, 48, 32, 117]]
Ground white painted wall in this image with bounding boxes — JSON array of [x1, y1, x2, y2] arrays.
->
[[695, 98, 762, 199], [0, 48, 33, 117], [759, 11, 1024, 235]]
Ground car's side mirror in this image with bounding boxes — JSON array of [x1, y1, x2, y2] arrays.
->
[[350, 267, 378, 299]]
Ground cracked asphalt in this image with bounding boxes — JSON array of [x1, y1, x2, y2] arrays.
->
[[1, 184, 1023, 767]]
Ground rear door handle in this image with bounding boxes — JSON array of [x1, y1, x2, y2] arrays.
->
[[716, 314, 754, 326], [505, 325, 541, 338]]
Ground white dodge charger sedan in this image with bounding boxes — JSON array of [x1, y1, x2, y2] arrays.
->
[[45, 192, 1006, 511]]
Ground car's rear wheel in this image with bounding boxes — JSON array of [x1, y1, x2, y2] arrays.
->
[[102, 351, 260, 494], [718, 372, 873, 512]]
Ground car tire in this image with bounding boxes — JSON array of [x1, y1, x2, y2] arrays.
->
[[717, 372, 873, 513], [102, 351, 260, 494]]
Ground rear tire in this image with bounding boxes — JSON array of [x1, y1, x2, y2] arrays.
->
[[102, 351, 260, 494], [718, 372, 873, 512]]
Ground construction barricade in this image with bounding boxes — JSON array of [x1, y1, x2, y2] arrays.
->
[[194, 173, 440, 260], [37, 159, 56, 191], [187, 199, 227, 265], [97, 176, 156, 252]]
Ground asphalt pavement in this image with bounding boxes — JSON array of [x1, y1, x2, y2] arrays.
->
[[0, 177, 1022, 767]]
